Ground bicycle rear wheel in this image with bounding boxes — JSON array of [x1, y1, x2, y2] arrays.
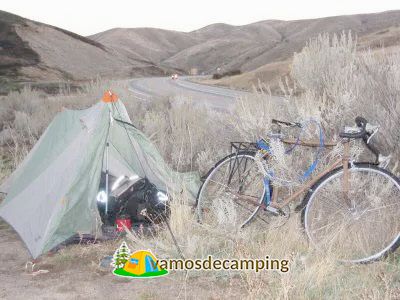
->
[[196, 151, 265, 228], [303, 163, 400, 263]]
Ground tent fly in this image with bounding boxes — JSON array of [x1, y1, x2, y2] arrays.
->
[[0, 91, 199, 258]]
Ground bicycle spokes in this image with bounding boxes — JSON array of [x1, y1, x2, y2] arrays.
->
[[305, 166, 400, 262], [197, 153, 265, 228]]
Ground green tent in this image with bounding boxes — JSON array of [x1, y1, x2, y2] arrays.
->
[[0, 93, 199, 258]]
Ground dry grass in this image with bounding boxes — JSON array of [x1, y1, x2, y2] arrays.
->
[[124, 32, 400, 298], [1, 32, 400, 298], [0, 79, 229, 175], [125, 196, 400, 298]]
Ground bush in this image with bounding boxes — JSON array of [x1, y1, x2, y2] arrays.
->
[[212, 69, 242, 80], [290, 32, 400, 171], [1, 31, 400, 298]]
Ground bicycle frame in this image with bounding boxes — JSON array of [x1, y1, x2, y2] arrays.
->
[[197, 117, 400, 263], [232, 138, 354, 211], [268, 138, 348, 210]]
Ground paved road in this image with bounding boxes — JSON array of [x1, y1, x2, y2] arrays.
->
[[129, 76, 250, 110]]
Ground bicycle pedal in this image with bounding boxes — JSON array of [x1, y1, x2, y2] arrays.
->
[[265, 205, 280, 216]]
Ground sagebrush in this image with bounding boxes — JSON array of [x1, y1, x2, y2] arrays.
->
[[1, 32, 400, 298]]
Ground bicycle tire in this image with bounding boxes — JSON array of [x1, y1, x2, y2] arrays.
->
[[196, 150, 265, 228], [301, 162, 400, 263]]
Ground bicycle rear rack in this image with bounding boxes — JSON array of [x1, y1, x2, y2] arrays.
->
[[230, 142, 259, 154]]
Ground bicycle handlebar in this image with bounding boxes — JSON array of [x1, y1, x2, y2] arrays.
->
[[339, 116, 368, 139], [269, 116, 381, 164], [340, 116, 381, 164]]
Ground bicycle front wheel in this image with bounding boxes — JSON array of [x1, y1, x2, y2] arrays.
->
[[303, 163, 400, 263], [196, 151, 265, 228]]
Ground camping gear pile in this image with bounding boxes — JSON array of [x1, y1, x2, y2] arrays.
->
[[0, 91, 199, 259]]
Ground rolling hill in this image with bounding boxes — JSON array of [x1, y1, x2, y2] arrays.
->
[[201, 23, 400, 92], [91, 10, 400, 75], [1, 9, 400, 93], [0, 10, 172, 92]]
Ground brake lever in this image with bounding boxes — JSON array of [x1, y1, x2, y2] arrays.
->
[[366, 125, 379, 144]]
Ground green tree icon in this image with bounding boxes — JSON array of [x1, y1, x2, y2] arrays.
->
[[119, 241, 130, 265], [112, 248, 123, 269], [112, 241, 131, 269]]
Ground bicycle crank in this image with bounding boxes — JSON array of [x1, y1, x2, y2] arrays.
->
[[263, 205, 290, 229]]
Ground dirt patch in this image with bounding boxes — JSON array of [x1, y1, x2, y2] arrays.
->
[[0, 219, 244, 299]]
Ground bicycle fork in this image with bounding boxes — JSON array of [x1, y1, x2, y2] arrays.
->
[[342, 140, 355, 210]]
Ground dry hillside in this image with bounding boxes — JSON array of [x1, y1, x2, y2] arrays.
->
[[0, 10, 172, 93], [2, 9, 400, 94], [202, 21, 400, 92], [90, 27, 199, 65], [92, 10, 400, 75]]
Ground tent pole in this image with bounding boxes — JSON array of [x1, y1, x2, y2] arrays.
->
[[105, 110, 112, 217], [105, 141, 109, 216]]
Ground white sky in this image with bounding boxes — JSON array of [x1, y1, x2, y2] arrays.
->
[[2, 0, 400, 36]]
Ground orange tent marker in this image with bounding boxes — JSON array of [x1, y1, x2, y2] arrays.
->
[[102, 90, 118, 103]]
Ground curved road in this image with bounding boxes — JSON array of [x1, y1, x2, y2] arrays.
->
[[129, 76, 250, 110]]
